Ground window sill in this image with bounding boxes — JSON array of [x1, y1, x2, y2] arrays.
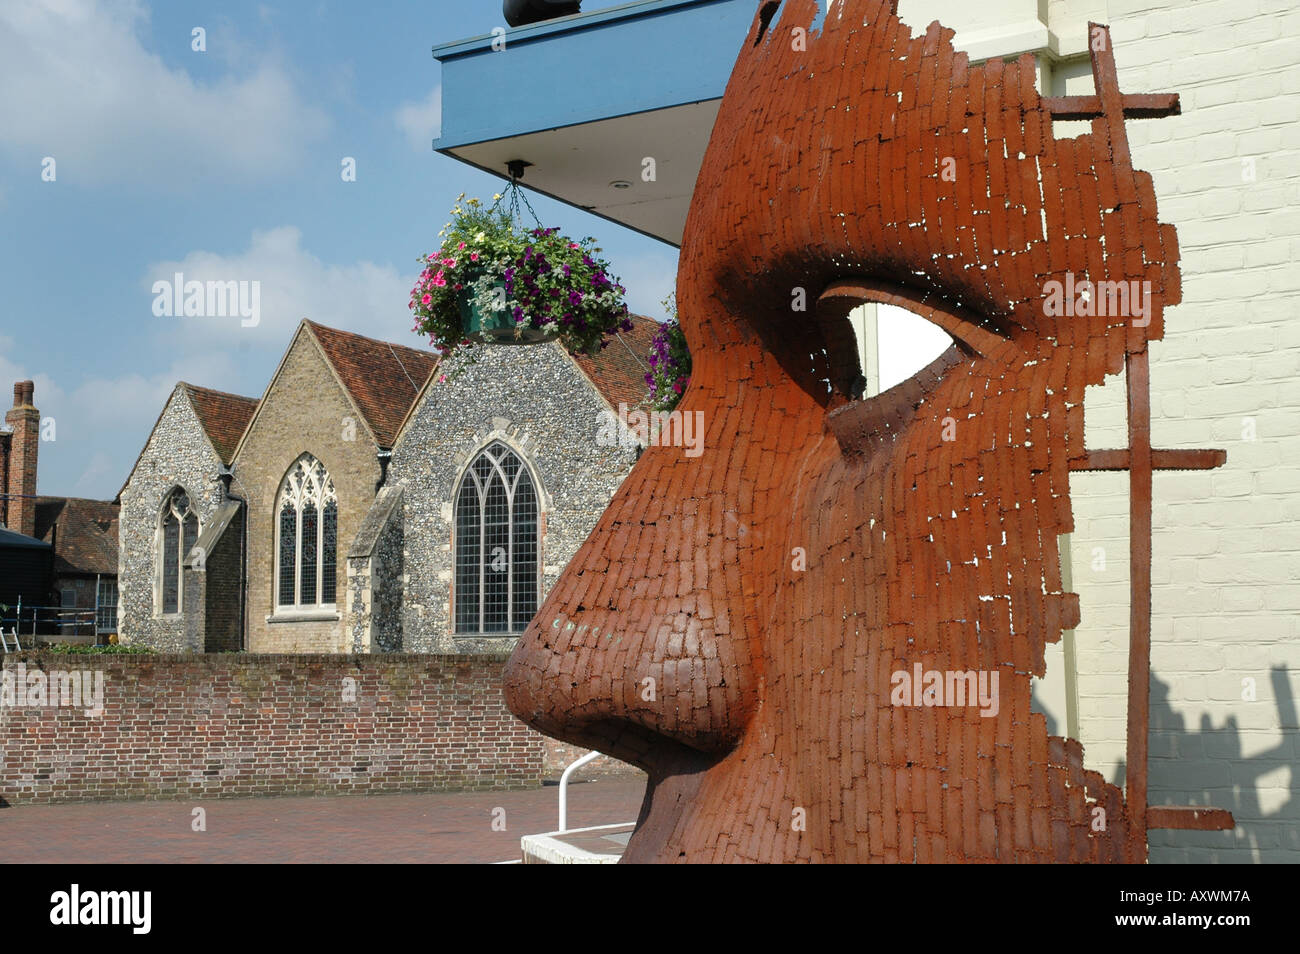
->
[[267, 609, 341, 624], [453, 632, 522, 639]]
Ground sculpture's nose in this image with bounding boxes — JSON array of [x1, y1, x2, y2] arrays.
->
[[502, 426, 763, 769]]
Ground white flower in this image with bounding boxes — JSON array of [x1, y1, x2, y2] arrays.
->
[[475, 231, 486, 242]]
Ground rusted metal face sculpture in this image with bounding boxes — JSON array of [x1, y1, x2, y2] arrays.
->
[[505, 0, 1231, 861]]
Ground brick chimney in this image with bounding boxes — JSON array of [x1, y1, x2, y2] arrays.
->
[[0, 428, 9, 528], [4, 380, 39, 538]]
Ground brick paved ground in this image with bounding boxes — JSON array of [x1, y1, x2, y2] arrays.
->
[[0, 778, 646, 864]]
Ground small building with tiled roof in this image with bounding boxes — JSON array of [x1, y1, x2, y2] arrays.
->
[[35, 497, 120, 578], [116, 317, 663, 655], [33, 496, 121, 637], [1, 381, 121, 641]]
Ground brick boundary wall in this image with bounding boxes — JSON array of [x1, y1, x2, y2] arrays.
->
[[0, 653, 635, 806]]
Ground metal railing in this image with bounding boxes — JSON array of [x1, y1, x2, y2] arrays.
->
[[557, 749, 601, 833], [0, 600, 98, 643]]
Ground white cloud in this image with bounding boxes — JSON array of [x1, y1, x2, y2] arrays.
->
[[0, 0, 330, 185], [395, 85, 442, 151], [4, 217, 424, 499], [143, 225, 421, 350]]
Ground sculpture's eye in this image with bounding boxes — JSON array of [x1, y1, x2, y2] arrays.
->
[[809, 279, 1019, 454], [808, 278, 1011, 409], [862, 303, 957, 396]]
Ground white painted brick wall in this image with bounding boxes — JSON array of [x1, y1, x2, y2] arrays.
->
[[1051, 0, 1300, 862]]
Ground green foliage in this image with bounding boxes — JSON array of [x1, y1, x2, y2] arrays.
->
[[42, 643, 154, 654]]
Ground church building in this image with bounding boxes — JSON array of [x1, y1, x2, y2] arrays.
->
[[116, 316, 658, 654]]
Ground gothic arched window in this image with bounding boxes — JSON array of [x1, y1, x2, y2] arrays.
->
[[159, 487, 199, 615], [275, 454, 338, 609], [454, 441, 539, 635]]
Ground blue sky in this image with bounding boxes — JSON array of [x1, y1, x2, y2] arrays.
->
[[0, 0, 679, 500]]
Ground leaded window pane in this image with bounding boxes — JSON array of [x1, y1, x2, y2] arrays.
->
[[279, 502, 297, 606], [483, 472, 510, 633], [512, 474, 538, 630], [321, 500, 337, 604], [301, 503, 318, 605], [162, 512, 180, 614], [182, 512, 198, 564], [159, 487, 201, 615], [455, 478, 481, 633]]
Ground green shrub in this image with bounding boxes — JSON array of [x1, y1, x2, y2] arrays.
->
[[42, 643, 155, 655]]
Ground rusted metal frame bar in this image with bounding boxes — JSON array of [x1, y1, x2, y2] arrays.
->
[[1125, 348, 1155, 860], [1146, 806, 1235, 831], [1088, 23, 1137, 192], [1043, 93, 1181, 121], [1070, 448, 1227, 472]]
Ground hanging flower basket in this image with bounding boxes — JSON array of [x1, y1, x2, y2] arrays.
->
[[454, 268, 552, 343], [410, 192, 632, 357]]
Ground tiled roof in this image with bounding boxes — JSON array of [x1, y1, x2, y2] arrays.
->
[[305, 321, 440, 448], [34, 496, 120, 577], [570, 314, 661, 410], [183, 384, 259, 464]]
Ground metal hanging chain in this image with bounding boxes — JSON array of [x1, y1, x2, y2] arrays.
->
[[506, 176, 543, 230], [488, 161, 543, 231]]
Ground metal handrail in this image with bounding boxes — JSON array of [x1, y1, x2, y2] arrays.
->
[[557, 749, 601, 833]]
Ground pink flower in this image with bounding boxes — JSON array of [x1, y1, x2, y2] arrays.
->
[[443, 258, 456, 267], [422, 293, 432, 305], [470, 252, 479, 261], [569, 243, 580, 249], [457, 242, 466, 250], [432, 272, 447, 287]]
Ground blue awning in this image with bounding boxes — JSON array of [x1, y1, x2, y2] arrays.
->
[[430, 0, 757, 244]]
